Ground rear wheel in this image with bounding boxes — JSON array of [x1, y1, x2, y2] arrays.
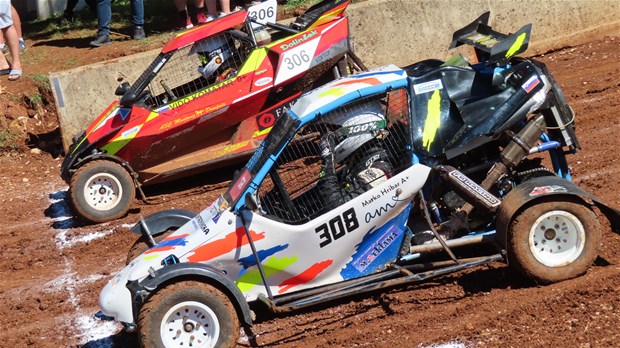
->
[[69, 160, 135, 223], [507, 200, 601, 284], [138, 281, 240, 348]]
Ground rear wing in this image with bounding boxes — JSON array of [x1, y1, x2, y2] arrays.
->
[[449, 12, 531, 66], [290, 0, 350, 31]]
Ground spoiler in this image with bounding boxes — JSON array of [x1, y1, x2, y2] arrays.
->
[[449, 12, 532, 65]]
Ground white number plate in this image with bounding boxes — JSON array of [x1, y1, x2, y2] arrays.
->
[[248, 0, 277, 28], [274, 38, 320, 85]]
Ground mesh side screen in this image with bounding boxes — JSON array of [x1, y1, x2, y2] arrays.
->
[[257, 89, 412, 224], [145, 32, 248, 107]]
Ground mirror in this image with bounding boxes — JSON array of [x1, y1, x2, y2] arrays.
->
[[115, 82, 131, 96], [244, 192, 258, 212]]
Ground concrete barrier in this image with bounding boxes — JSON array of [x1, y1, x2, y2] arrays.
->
[[50, 50, 159, 150], [51, 0, 620, 151], [348, 0, 620, 68]]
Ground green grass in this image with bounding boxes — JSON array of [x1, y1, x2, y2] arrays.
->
[[0, 129, 22, 151], [283, 0, 321, 10], [29, 93, 44, 108], [29, 74, 51, 93]]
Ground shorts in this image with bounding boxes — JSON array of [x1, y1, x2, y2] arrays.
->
[[0, 1, 13, 30]]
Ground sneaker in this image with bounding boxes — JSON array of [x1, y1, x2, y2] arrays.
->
[[90, 35, 111, 47], [60, 12, 74, 25], [0, 44, 7, 55], [18, 39, 26, 52], [133, 26, 145, 40], [186, 16, 194, 29], [197, 12, 208, 24]]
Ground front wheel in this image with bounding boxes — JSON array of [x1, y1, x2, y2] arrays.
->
[[138, 281, 240, 348], [507, 200, 601, 284], [69, 160, 136, 223]]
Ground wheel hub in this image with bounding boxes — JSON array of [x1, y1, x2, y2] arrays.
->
[[184, 321, 195, 332], [529, 210, 586, 267], [83, 172, 123, 211], [543, 228, 556, 240], [160, 301, 220, 348]]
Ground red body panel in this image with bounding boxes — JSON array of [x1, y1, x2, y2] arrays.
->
[[77, 3, 353, 185]]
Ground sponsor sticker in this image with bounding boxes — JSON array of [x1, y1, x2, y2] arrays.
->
[[529, 185, 567, 196], [413, 79, 443, 95], [121, 125, 140, 138], [254, 77, 273, 87], [118, 108, 131, 121], [522, 75, 540, 93], [229, 168, 251, 201], [353, 224, 403, 272]]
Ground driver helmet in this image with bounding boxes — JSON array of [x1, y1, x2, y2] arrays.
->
[[191, 34, 234, 80], [327, 101, 387, 163]]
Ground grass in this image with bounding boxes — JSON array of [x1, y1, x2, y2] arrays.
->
[[29, 93, 44, 108], [283, 0, 321, 10], [0, 128, 22, 151], [29, 74, 51, 93]]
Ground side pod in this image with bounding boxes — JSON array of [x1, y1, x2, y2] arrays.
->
[[495, 176, 620, 249]]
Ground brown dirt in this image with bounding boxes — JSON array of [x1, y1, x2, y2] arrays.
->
[[0, 25, 619, 347]]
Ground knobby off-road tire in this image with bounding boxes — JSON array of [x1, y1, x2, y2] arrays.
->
[[138, 281, 240, 348], [507, 200, 601, 284], [126, 230, 174, 265], [69, 160, 135, 223]]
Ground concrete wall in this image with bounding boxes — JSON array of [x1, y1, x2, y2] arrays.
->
[[50, 49, 159, 150], [348, 0, 620, 67], [51, 0, 620, 151]]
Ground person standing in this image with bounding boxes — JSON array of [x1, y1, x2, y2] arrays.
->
[[0, 4, 25, 54], [0, 0, 21, 81], [62, 0, 97, 23], [90, 0, 145, 47], [173, 0, 211, 30], [206, 0, 231, 19]]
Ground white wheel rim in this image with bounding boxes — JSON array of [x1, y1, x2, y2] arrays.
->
[[529, 210, 586, 267], [83, 173, 123, 211], [160, 301, 220, 348]]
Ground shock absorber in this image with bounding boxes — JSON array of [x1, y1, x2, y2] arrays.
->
[[439, 114, 547, 238]]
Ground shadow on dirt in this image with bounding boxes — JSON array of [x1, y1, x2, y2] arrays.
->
[[45, 190, 86, 230], [33, 38, 95, 49], [81, 330, 138, 348], [27, 127, 64, 158]]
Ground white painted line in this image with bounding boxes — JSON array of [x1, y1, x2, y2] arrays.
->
[[47, 188, 124, 347]]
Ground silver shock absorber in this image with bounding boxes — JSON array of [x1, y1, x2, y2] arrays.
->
[[439, 114, 547, 238]]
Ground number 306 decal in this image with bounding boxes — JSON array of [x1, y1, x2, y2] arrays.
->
[[315, 208, 359, 248], [247, 0, 277, 28], [284, 50, 310, 70], [274, 37, 320, 85]]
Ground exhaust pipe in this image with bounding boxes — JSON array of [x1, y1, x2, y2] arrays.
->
[[439, 114, 547, 238]]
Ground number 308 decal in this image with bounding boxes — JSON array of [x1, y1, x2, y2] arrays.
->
[[315, 208, 359, 248]]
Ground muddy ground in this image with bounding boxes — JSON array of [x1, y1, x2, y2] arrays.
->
[[0, 26, 619, 347]]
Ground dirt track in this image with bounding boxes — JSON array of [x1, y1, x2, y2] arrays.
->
[[1, 36, 619, 347]]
